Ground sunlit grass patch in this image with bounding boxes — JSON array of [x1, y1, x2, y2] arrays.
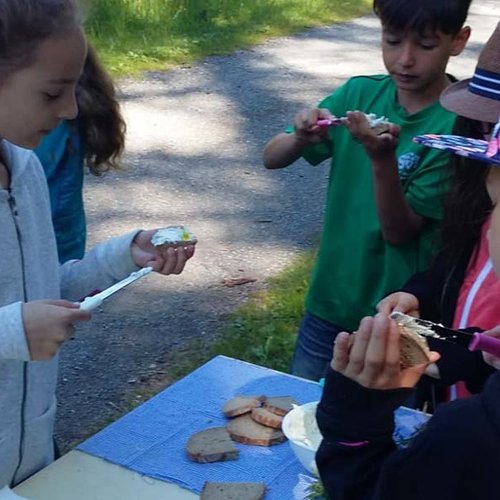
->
[[86, 0, 372, 76]]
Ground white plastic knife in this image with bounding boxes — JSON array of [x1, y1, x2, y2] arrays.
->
[[80, 266, 153, 311]]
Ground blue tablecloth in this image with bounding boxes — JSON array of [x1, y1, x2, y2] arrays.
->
[[78, 355, 430, 499], [79, 356, 322, 499]]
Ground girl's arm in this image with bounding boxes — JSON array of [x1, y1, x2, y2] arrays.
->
[[59, 229, 195, 303], [59, 230, 141, 302], [316, 369, 411, 500], [316, 314, 440, 499], [318, 371, 481, 500]]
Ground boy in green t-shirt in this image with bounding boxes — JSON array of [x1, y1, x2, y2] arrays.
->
[[263, 0, 472, 381]]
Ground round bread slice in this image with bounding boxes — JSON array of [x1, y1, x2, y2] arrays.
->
[[389, 312, 433, 368], [398, 325, 432, 368], [186, 427, 239, 463], [223, 395, 266, 418], [263, 396, 297, 417], [201, 481, 266, 500], [348, 317, 432, 369], [250, 407, 283, 429], [227, 414, 286, 446]]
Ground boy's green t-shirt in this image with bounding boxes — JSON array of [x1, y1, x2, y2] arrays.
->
[[300, 75, 456, 331]]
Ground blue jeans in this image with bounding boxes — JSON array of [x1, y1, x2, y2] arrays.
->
[[290, 312, 345, 381]]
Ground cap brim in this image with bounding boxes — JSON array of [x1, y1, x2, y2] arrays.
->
[[440, 79, 500, 124], [414, 134, 500, 167]]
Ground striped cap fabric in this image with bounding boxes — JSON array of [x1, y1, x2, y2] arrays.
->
[[440, 22, 500, 123]]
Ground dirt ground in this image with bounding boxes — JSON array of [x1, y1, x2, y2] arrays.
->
[[55, 1, 497, 450]]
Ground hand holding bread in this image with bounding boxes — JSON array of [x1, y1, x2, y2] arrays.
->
[[332, 313, 440, 390], [344, 110, 400, 161], [131, 227, 196, 275]]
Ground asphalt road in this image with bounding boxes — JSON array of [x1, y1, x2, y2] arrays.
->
[[55, 1, 499, 449]]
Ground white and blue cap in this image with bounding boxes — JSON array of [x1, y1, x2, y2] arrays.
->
[[440, 21, 500, 124]]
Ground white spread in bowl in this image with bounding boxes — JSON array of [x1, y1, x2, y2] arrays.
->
[[286, 403, 322, 450]]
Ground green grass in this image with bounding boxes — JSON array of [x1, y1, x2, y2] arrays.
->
[[85, 0, 372, 76], [169, 249, 316, 379]]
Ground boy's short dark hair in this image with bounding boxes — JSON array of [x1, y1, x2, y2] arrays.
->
[[373, 0, 472, 35]]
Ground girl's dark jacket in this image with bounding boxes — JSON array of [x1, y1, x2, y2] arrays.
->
[[316, 368, 500, 500], [401, 245, 495, 410]]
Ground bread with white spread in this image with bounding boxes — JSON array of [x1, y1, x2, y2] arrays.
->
[[364, 112, 391, 135], [151, 225, 197, 248], [390, 312, 433, 368]]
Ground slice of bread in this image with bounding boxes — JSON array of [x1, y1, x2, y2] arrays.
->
[[348, 318, 432, 369], [389, 312, 433, 368], [223, 395, 266, 418], [186, 427, 239, 463], [364, 112, 391, 135], [227, 414, 286, 446], [263, 396, 297, 417], [151, 225, 197, 248], [398, 326, 432, 368], [250, 407, 283, 429], [201, 481, 266, 499]]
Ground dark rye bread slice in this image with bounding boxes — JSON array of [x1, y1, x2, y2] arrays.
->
[[186, 427, 239, 463], [398, 326, 432, 368], [348, 321, 432, 370], [389, 312, 433, 368], [263, 396, 297, 417], [223, 395, 266, 418], [201, 481, 266, 499], [227, 414, 286, 446], [250, 407, 283, 429]]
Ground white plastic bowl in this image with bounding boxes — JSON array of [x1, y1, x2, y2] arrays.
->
[[281, 401, 322, 475]]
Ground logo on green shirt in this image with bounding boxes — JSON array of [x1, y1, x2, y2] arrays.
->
[[398, 152, 420, 181]]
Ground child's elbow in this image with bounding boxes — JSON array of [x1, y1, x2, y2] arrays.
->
[[263, 155, 279, 169], [263, 146, 282, 169]]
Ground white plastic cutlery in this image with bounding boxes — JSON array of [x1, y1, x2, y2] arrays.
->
[[80, 267, 153, 311]]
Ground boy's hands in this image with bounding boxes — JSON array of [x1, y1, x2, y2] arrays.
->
[[293, 107, 336, 145], [344, 111, 400, 161], [332, 314, 439, 389], [377, 292, 420, 318], [263, 107, 335, 169], [23, 300, 91, 360], [131, 229, 196, 275]]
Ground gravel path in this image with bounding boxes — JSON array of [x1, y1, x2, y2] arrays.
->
[[55, 1, 498, 449]]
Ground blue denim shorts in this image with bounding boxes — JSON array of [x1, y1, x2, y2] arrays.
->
[[290, 312, 345, 381]]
